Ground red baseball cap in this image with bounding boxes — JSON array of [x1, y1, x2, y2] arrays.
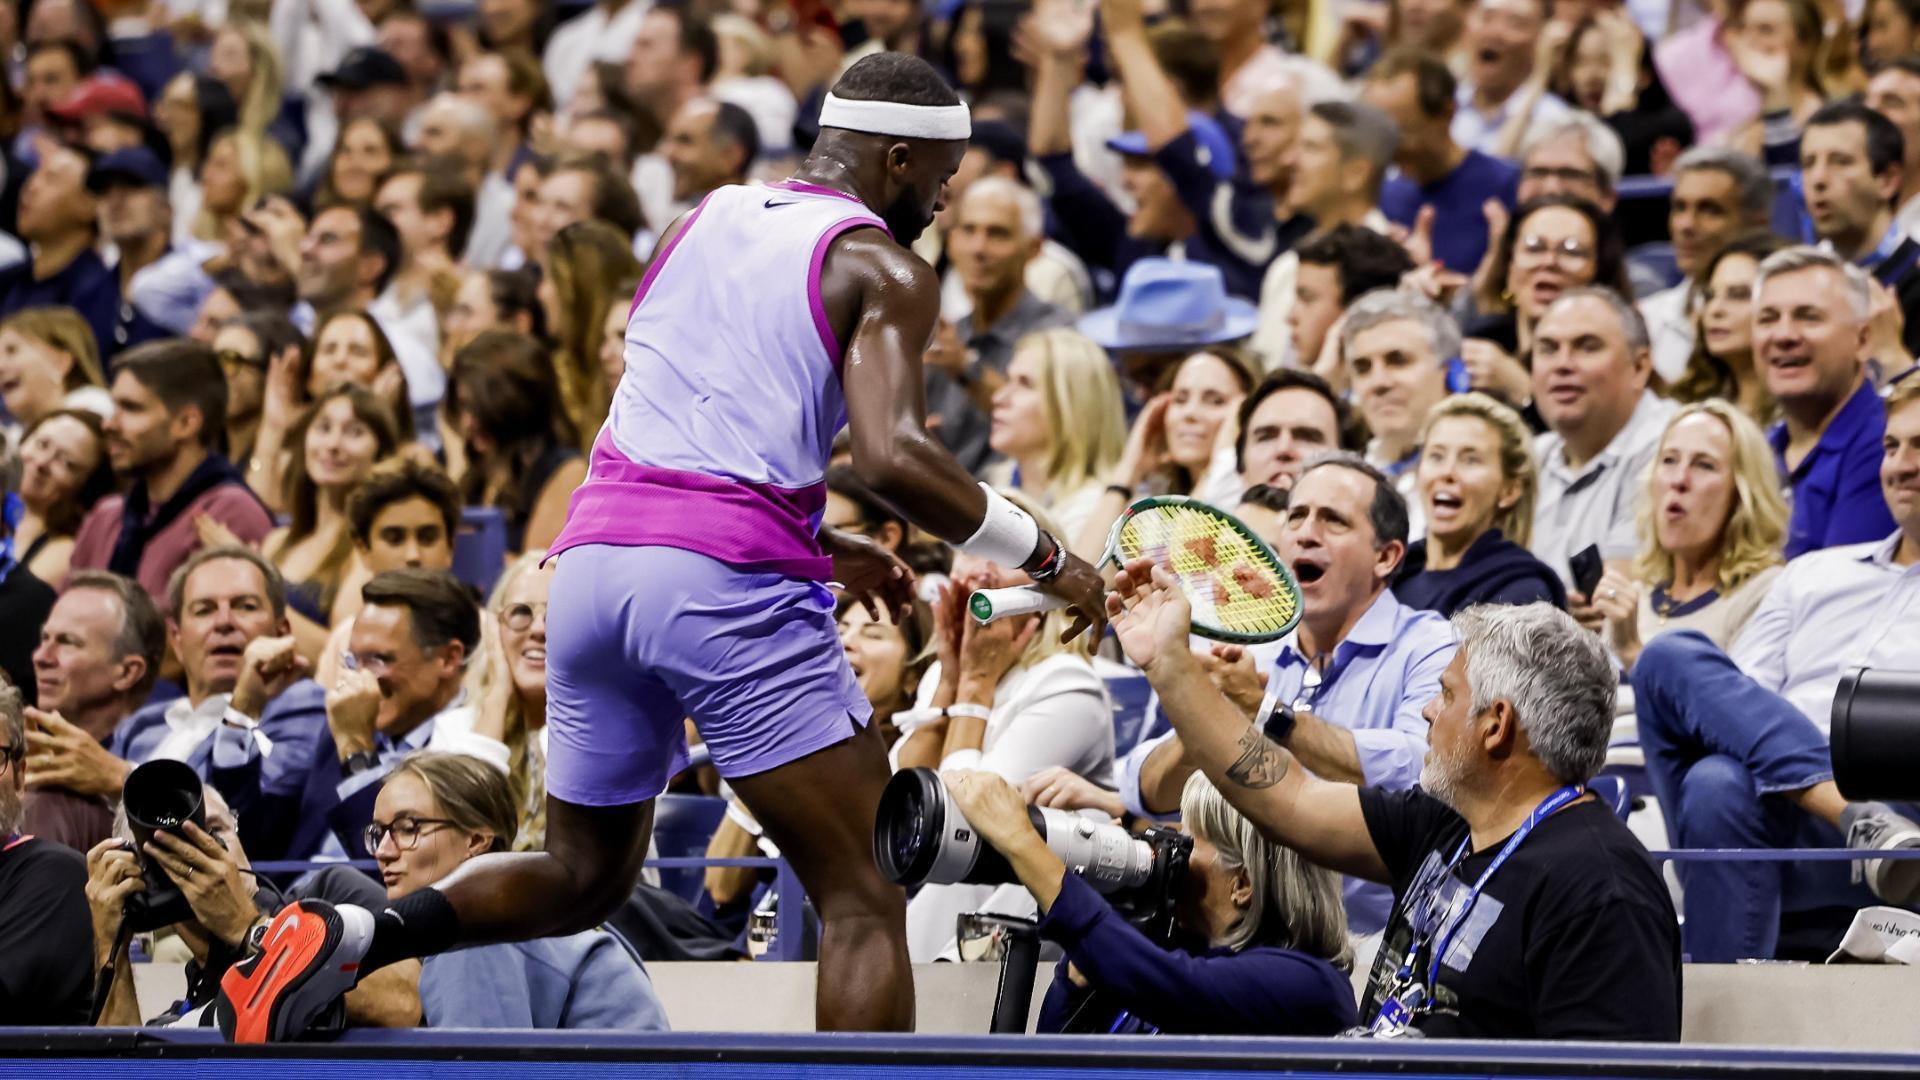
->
[[47, 71, 148, 124]]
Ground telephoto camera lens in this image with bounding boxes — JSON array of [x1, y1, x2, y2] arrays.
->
[[874, 768, 1156, 893], [1832, 668, 1920, 801], [120, 759, 211, 932]]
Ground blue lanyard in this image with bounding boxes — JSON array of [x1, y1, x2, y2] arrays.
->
[[1865, 221, 1906, 269], [1414, 784, 1583, 991]]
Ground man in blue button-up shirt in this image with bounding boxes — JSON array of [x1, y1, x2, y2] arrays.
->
[[1755, 246, 1899, 556], [1120, 453, 1456, 931]]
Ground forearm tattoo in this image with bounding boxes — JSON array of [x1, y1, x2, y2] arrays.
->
[[1224, 726, 1290, 789]]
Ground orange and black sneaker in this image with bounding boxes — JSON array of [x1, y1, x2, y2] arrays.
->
[[216, 899, 374, 1042]]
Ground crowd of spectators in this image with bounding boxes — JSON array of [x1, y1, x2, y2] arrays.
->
[[0, 0, 1915, 1045]]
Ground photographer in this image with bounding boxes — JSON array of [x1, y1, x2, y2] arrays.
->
[[83, 784, 420, 1028], [942, 769, 1356, 1037]]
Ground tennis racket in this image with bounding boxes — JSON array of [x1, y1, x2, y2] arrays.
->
[[967, 495, 1304, 644]]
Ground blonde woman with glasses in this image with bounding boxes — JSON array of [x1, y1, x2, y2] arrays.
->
[[471, 551, 557, 850], [1589, 401, 1789, 672]]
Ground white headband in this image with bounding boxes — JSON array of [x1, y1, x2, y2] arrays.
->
[[818, 93, 970, 141]]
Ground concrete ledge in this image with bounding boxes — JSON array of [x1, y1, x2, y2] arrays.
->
[[132, 959, 1920, 1049]]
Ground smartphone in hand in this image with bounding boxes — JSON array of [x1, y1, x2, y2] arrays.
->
[[1570, 544, 1604, 598]]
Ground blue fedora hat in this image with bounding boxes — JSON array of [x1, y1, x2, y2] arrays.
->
[[1078, 258, 1259, 353]]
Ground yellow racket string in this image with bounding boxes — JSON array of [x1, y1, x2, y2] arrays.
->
[[1117, 505, 1299, 638]]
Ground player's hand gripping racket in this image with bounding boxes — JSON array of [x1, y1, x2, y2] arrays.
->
[[968, 496, 1304, 643]]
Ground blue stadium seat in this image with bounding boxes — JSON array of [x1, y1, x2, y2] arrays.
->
[[652, 794, 729, 904], [453, 506, 508, 595], [1627, 242, 1680, 291], [1588, 774, 1631, 821], [1102, 668, 1160, 756]]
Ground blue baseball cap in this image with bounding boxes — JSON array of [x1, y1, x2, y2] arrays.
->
[[1104, 111, 1238, 181], [86, 146, 169, 193]]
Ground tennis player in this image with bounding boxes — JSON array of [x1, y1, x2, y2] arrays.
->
[[216, 53, 1106, 1041]]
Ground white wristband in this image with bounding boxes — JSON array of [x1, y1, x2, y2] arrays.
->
[[957, 483, 1039, 568], [944, 703, 992, 722], [939, 748, 984, 771], [892, 706, 946, 736]]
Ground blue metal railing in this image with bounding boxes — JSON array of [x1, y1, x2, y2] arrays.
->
[[243, 846, 1920, 965]]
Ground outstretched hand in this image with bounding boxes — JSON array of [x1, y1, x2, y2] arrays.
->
[[1106, 558, 1193, 674], [1037, 547, 1108, 643], [823, 526, 916, 623]]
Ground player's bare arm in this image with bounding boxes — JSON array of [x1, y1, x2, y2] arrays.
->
[[827, 230, 1106, 639]]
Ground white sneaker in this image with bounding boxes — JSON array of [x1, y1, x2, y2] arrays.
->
[[1846, 804, 1920, 904]]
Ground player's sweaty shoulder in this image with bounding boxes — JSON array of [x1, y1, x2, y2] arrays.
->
[[817, 227, 939, 338]]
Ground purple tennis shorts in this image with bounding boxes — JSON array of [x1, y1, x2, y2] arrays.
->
[[544, 543, 873, 806]]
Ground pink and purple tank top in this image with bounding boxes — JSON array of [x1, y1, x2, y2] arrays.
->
[[546, 181, 889, 580]]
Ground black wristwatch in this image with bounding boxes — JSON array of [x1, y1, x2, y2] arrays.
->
[[1023, 531, 1066, 583], [1262, 698, 1298, 744], [341, 749, 381, 777]]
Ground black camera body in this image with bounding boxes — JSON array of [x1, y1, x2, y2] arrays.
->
[[120, 758, 209, 933], [1104, 824, 1194, 946]]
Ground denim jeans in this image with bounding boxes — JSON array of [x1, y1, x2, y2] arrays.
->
[[1632, 631, 1874, 962]]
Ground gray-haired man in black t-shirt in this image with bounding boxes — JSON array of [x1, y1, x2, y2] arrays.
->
[[1107, 568, 1681, 1041]]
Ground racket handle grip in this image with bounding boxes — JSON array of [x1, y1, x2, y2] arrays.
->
[[969, 586, 1067, 624]]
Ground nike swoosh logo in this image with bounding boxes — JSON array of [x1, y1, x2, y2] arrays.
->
[[268, 914, 299, 946], [764, 198, 795, 208]]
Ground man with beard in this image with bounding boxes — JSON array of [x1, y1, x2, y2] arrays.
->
[[222, 52, 1106, 1042], [1118, 453, 1454, 934], [67, 340, 274, 605], [0, 681, 95, 1024], [1107, 577, 1681, 1040]]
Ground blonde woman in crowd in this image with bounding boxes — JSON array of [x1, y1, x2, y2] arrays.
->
[[1396, 393, 1565, 616], [984, 328, 1127, 559], [195, 129, 294, 247], [472, 551, 558, 850], [1589, 401, 1789, 672]]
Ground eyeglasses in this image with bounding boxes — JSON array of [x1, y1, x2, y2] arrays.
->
[[339, 650, 391, 677], [499, 601, 548, 631], [1517, 234, 1595, 269], [216, 348, 268, 372], [364, 815, 459, 856], [1520, 165, 1598, 188]]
